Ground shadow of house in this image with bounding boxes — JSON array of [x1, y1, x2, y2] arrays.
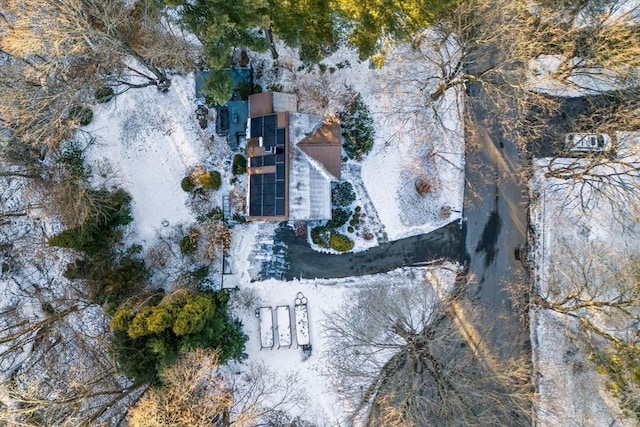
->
[[246, 92, 342, 222], [195, 68, 253, 149]]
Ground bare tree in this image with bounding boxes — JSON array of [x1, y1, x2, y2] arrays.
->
[[0, 0, 200, 148], [536, 240, 640, 345], [534, 238, 640, 421], [323, 267, 532, 427], [127, 349, 305, 426]]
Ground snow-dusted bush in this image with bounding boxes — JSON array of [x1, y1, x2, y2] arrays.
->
[[331, 181, 356, 207], [311, 225, 331, 248], [198, 170, 221, 190], [232, 154, 247, 175], [327, 207, 350, 228], [67, 105, 94, 126], [330, 232, 354, 252], [339, 93, 375, 160], [94, 86, 114, 103]]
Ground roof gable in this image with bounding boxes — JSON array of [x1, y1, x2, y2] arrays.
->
[[297, 117, 342, 179]]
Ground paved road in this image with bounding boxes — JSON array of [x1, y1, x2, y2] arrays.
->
[[463, 81, 529, 340], [258, 221, 462, 280]]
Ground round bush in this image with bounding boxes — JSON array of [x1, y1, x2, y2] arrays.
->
[[347, 226, 354, 233], [332, 181, 356, 208], [330, 232, 354, 253], [95, 86, 115, 103], [327, 208, 350, 228], [67, 105, 94, 126], [199, 171, 221, 190], [311, 226, 331, 248], [180, 235, 198, 255], [181, 176, 195, 192]]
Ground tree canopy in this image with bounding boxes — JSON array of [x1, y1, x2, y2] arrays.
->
[[110, 289, 247, 384]]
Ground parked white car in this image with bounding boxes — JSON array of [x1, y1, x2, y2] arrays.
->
[[565, 133, 612, 153]]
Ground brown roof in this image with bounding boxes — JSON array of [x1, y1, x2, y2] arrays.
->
[[248, 92, 274, 117], [297, 118, 342, 179]]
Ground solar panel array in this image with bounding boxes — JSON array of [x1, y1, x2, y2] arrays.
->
[[249, 115, 287, 217]]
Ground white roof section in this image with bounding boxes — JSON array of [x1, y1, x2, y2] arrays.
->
[[287, 113, 333, 221], [272, 92, 298, 113]]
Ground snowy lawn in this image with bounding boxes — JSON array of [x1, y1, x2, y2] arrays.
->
[[227, 221, 459, 425], [73, 40, 465, 425], [83, 74, 228, 244]]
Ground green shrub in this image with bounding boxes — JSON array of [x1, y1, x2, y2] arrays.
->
[[197, 207, 224, 223], [237, 81, 252, 100], [199, 171, 221, 190], [181, 176, 195, 192], [330, 232, 354, 252], [95, 86, 115, 103], [67, 105, 94, 126], [355, 205, 362, 213], [311, 226, 331, 248], [339, 93, 375, 159], [232, 213, 247, 223], [49, 188, 132, 255], [180, 235, 198, 255], [350, 212, 360, 227], [232, 154, 247, 175], [347, 226, 354, 233], [109, 289, 248, 384], [64, 245, 148, 311], [332, 181, 356, 208], [327, 208, 350, 228], [58, 141, 88, 179]]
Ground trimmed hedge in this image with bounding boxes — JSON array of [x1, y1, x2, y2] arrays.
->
[[330, 232, 354, 252]]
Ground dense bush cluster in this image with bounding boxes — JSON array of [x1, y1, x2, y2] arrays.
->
[[327, 208, 350, 228], [64, 245, 148, 313], [332, 181, 356, 208], [339, 93, 375, 160], [310, 225, 354, 253], [48, 189, 133, 255], [110, 289, 247, 384]]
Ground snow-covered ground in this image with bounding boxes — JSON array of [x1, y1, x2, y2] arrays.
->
[[530, 137, 640, 426], [83, 75, 220, 244], [5, 35, 464, 425], [221, 41, 465, 424], [226, 220, 459, 424]]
